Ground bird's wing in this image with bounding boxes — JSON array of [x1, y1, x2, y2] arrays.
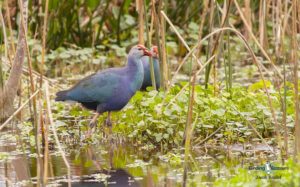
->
[[67, 69, 124, 103]]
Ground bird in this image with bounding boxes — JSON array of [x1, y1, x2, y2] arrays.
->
[[55, 45, 152, 135], [140, 46, 160, 90]]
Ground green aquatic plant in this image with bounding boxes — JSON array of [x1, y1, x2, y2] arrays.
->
[[52, 81, 295, 150]]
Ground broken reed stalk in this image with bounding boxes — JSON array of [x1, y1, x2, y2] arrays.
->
[[233, 0, 283, 80], [160, 11, 204, 68], [159, 4, 168, 90], [291, 0, 300, 157], [143, 0, 157, 90], [166, 55, 216, 109], [137, 0, 144, 45], [39, 0, 49, 87], [0, 89, 40, 131], [45, 82, 71, 187], [196, 0, 209, 58]]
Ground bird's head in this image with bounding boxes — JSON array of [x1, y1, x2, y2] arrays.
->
[[151, 46, 159, 59], [129, 45, 152, 58]]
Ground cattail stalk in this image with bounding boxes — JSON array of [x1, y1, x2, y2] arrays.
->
[[143, 0, 157, 90], [0, 11, 7, 88], [244, 0, 252, 40], [45, 82, 71, 187], [137, 0, 144, 45], [292, 0, 300, 157], [39, 0, 49, 87], [183, 62, 196, 187], [4, 0, 16, 56], [204, 0, 231, 89], [283, 59, 288, 157], [196, 0, 209, 58], [259, 0, 267, 49]]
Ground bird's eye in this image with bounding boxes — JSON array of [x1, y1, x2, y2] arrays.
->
[[138, 48, 142, 50]]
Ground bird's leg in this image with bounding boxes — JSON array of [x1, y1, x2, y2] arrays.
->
[[105, 112, 112, 127], [89, 113, 100, 128], [105, 112, 113, 136], [85, 113, 100, 138]]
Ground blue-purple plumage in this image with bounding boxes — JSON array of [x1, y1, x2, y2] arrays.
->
[[55, 46, 148, 113]]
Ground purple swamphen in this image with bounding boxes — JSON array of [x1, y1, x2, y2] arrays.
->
[[140, 46, 160, 90], [55, 45, 152, 135]]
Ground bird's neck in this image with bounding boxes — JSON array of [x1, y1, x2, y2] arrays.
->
[[153, 57, 159, 66], [127, 55, 144, 91], [127, 55, 139, 67]]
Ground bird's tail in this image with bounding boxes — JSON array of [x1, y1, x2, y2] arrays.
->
[[55, 90, 69, 101]]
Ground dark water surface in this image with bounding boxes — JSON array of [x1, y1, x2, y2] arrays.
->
[[0, 126, 277, 187]]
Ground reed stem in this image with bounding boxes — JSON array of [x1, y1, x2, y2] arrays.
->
[[143, 0, 157, 90]]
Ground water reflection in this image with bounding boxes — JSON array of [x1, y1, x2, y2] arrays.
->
[[60, 169, 139, 187], [0, 128, 32, 186], [0, 127, 278, 186], [59, 145, 140, 186]]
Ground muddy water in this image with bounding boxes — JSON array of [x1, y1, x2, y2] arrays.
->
[[0, 127, 278, 187]]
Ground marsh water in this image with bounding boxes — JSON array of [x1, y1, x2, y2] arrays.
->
[[0, 126, 279, 187]]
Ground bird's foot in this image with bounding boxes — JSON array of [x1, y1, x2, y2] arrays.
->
[[105, 118, 112, 127], [83, 121, 97, 140], [89, 121, 97, 128], [83, 129, 93, 140]]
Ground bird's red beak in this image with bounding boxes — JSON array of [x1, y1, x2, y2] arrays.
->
[[143, 49, 152, 57], [152, 46, 159, 58], [137, 44, 152, 56], [153, 46, 158, 54]]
